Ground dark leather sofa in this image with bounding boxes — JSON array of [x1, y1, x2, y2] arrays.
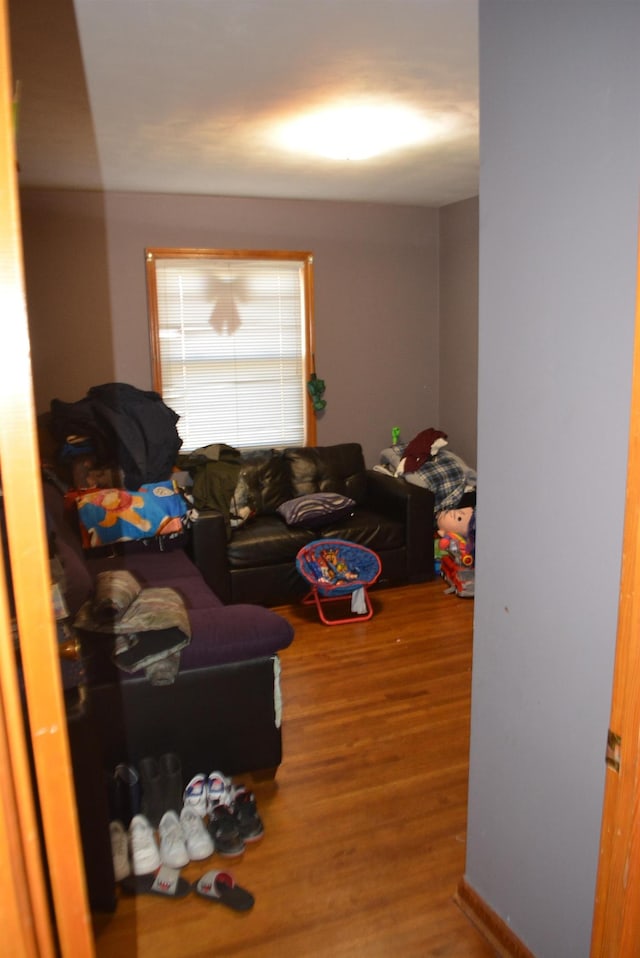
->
[[190, 442, 435, 607]]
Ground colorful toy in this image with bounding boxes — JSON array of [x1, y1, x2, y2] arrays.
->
[[438, 530, 474, 567], [436, 492, 476, 597], [440, 554, 475, 598]]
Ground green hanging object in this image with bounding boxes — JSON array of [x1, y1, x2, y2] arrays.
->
[[307, 360, 327, 413]]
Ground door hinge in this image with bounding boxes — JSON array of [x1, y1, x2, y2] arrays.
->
[[606, 729, 621, 772]]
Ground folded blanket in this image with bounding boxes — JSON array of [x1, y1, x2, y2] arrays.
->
[[90, 570, 141, 623], [74, 576, 191, 685]]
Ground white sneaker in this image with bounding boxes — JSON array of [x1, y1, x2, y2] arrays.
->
[[158, 810, 190, 868], [128, 814, 160, 875], [206, 770, 235, 815], [183, 773, 208, 817], [109, 820, 131, 881], [180, 806, 214, 860]]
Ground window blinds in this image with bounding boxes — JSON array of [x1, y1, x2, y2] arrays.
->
[[151, 254, 309, 452]]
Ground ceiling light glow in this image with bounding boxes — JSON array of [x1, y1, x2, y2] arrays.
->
[[273, 102, 447, 161]]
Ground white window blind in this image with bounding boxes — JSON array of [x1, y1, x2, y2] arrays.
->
[[147, 250, 314, 452]]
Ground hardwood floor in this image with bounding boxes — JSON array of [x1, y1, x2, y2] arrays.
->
[[92, 580, 496, 957]]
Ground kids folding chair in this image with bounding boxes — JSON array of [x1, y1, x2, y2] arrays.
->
[[295, 538, 382, 625]]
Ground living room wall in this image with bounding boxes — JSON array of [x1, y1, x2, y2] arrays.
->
[[20, 189, 447, 467], [439, 196, 479, 469]]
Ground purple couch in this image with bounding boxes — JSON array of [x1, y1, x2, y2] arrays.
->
[[44, 476, 294, 781]]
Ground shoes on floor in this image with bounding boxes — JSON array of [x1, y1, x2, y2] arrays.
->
[[158, 810, 190, 868], [231, 787, 264, 843], [207, 803, 245, 858], [180, 806, 215, 860], [183, 773, 208, 818], [182, 767, 264, 853], [128, 814, 161, 875], [205, 770, 235, 815], [109, 820, 131, 881]]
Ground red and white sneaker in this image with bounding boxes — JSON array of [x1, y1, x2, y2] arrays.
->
[[205, 770, 235, 816], [183, 773, 208, 818]]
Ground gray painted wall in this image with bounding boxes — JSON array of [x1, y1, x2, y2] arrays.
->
[[20, 190, 440, 468], [466, 3, 640, 956], [439, 196, 479, 469]]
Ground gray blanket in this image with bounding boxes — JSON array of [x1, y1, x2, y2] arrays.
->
[[74, 571, 191, 685]]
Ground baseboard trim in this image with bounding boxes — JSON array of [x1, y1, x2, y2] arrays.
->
[[454, 877, 536, 958]]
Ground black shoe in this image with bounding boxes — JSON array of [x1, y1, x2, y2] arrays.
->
[[207, 804, 245, 857], [232, 788, 264, 842]]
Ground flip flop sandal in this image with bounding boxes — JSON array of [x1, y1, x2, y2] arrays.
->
[[195, 870, 254, 911], [121, 865, 192, 899]]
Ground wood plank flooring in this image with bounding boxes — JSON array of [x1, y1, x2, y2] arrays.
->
[[92, 580, 496, 957]]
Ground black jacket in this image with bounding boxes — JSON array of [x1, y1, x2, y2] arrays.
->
[[50, 382, 182, 489]]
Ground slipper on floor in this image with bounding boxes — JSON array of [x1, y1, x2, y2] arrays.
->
[[195, 870, 254, 911], [121, 865, 192, 899]]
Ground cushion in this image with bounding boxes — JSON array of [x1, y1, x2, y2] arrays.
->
[[75, 481, 187, 549], [276, 492, 355, 528], [234, 450, 293, 517], [284, 443, 368, 502]]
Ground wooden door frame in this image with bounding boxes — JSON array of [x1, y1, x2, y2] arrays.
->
[[0, 2, 94, 954], [590, 222, 640, 955]]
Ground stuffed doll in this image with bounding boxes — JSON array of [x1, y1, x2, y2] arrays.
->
[[436, 491, 476, 597], [436, 491, 476, 564]]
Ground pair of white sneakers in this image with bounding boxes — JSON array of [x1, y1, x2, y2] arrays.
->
[[157, 807, 214, 868], [110, 808, 214, 879], [182, 770, 236, 818]]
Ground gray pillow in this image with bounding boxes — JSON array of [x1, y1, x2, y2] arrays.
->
[[276, 492, 355, 528]]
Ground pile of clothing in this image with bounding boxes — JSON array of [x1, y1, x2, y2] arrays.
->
[[376, 427, 478, 598], [376, 427, 477, 513]]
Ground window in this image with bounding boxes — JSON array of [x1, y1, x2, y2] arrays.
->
[[146, 248, 316, 452]]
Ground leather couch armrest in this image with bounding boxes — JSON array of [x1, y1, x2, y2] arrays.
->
[[366, 470, 435, 581], [189, 509, 232, 604]]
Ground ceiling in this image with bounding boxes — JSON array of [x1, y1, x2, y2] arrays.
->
[[9, 0, 478, 208]]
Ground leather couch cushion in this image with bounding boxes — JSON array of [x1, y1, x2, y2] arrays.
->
[[284, 443, 368, 503], [237, 450, 293, 516], [320, 507, 405, 551], [228, 515, 310, 568], [227, 509, 404, 569]]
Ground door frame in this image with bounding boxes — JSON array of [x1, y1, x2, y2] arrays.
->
[[0, 2, 94, 954], [590, 222, 640, 955]]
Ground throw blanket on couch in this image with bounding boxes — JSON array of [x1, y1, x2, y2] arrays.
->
[[74, 570, 191, 686], [378, 440, 477, 512]]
